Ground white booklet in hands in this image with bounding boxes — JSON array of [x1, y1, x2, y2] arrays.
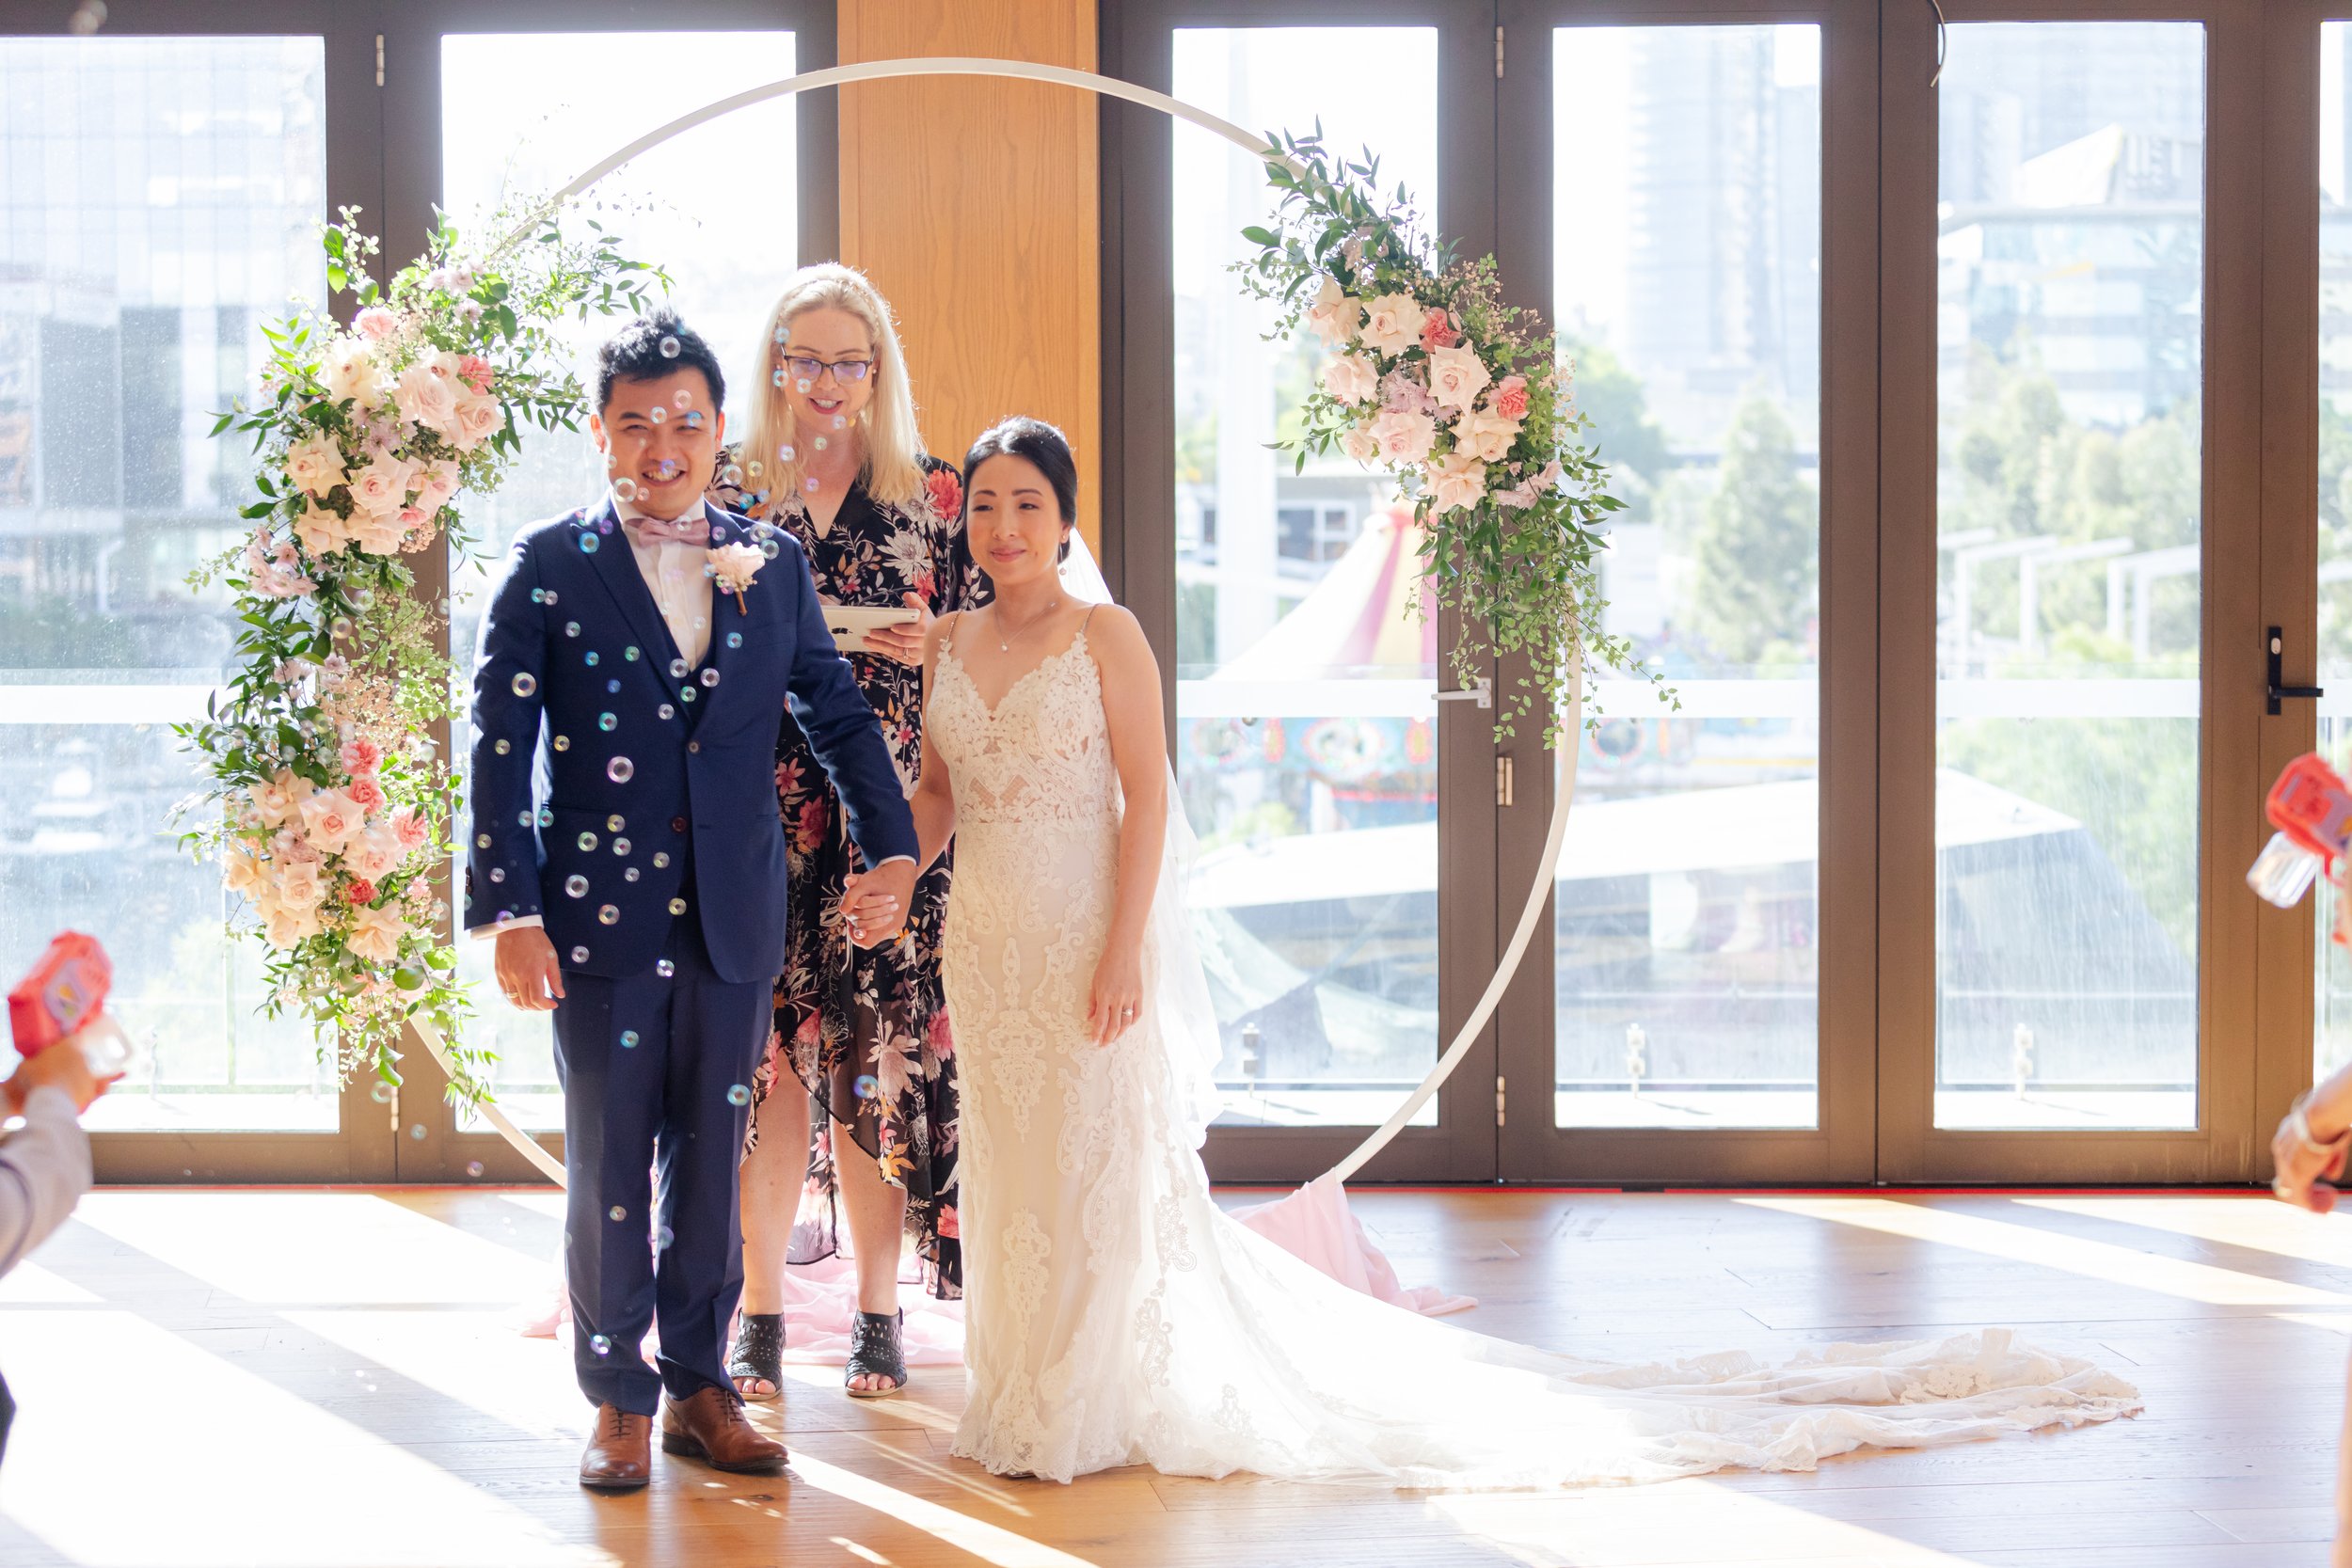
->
[[823, 605, 920, 655]]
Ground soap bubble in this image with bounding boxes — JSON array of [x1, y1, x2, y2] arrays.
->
[[612, 476, 637, 502], [658, 704, 675, 721], [747, 460, 764, 479], [672, 389, 692, 410], [598, 905, 619, 926], [571, 945, 590, 963], [620, 1030, 640, 1049], [813, 436, 829, 453], [657, 1225, 675, 1251], [726, 632, 742, 649], [330, 616, 353, 639], [564, 875, 588, 898], [659, 335, 680, 358], [488, 868, 505, 883], [607, 678, 621, 694], [598, 712, 616, 732], [607, 815, 625, 832], [796, 378, 813, 394], [581, 533, 601, 554], [669, 657, 690, 678], [590, 1335, 611, 1356], [585, 651, 599, 667], [624, 646, 641, 662], [655, 458, 679, 482], [761, 540, 780, 560], [578, 832, 598, 851], [543, 591, 559, 606], [609, 1205, 628, 1222], [719, 465, 742, 487], [409, 1123, 427, 1141], [653, 852, 671, 869], [466, 1161, 485, 1179], [779, 444, 796, 463], [475, 832, 491, 848], [495, 738, 511, 755], [531, 588, 545, 604], [680, 687, 696, 704], [625, 867, 641, 882], [612, 837, 630, 856], [510, 672, 537, 697], [649, 405, 666, 426], [727, 1085, 751, 1106], [516, 811, 532, 828], [709, 523, 725, 545], [668, 897, 688, 916], [370, 1082, 393, 1103], [853, 1074, 879, 1100], [700, 669, 720, 688], [564, 621, 580, 638], [551, 736, 569, 752], [607, 757, 634, 783], [539, 807, 555, 826], [656, 959, 675, 978], [771, 368, 786, 388], [804, 478, 820, 494], [832, 414, 847, 431]]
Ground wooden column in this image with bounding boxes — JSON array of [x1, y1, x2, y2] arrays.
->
[[836, 0, 1102, 553]]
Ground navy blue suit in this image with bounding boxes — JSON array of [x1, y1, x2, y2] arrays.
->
[[466, 496, 916, 1414]]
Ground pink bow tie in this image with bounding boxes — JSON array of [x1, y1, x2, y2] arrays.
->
[[619, 511, 711, 546]]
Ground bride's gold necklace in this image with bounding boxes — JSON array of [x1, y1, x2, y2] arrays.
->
[[992, 594, 1067, 654]]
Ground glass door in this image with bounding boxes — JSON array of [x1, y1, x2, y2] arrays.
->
[[1493, 0, 1879, 1182], [1104, 0, 1502, 1182], [1878, 0, 2267, 1181], [0, 9, 395, 1181]]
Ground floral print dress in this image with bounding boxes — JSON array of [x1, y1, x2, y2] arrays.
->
[[709, 447, 980, 1297]]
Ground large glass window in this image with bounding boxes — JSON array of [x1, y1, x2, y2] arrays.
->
[[1172, 27, 1441, 1128], [1933, 23, 2205, 1130], [1550, 24, 1824, 1131], [441, 30, 797, 1129], [2317, 23, 2352, 1084], [0, 37, 330, 1132]]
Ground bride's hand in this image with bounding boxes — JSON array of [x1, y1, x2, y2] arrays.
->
[[840, 863, 912, 948], [864, 592, 933, 666], [1087, 943, 1145, 1048]]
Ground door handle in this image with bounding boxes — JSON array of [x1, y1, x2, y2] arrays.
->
[[1434, 677, 1491, 709], [2267, 626, 2326, 717]]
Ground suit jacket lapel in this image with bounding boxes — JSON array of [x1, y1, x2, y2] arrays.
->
[[701, 502, 759, 717], [580, 496, 688, 674]]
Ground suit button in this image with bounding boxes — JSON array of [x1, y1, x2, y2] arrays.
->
[[689, 741, 700, 753], [671, 816, 687, 832]]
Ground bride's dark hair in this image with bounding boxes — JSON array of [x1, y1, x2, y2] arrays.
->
[[962, 416, 1078, 562]]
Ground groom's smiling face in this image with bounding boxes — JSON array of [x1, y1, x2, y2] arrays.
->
[[592, 367, 724, 520]]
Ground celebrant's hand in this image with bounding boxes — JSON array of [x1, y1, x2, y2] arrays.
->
[[2272, 1093, 2352, 1212], [864, 593, 933, 666], [494, 926, 566, 1012], [842, 859, 918, 948], [2, 1033, 118, 1116], [1087, 942, 1145, 1049]]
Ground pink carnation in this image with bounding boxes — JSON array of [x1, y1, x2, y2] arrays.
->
[[354, 307, 398, 341], [1420, 307, 1460, 352], [456, 355, 494, 394], [1494, 374, 1530, 420], [344, 879, 379, 907], [346, 775, 387, 815], [339, 736, 382, 776]]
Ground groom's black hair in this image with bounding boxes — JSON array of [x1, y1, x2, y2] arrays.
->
[[963, 416, 1078, 562], [596, 308, 726, 414]]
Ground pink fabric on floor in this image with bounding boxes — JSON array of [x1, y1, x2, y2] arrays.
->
[[1230, 1174, 1477, 1317]]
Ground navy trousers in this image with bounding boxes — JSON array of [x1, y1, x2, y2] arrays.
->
[[550, 911, 769, 1415]]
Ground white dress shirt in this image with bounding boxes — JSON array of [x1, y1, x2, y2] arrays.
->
[[472, 489, 908, 944]]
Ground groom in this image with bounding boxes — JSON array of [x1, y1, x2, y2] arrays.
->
[[466, 309, 916, 1490]]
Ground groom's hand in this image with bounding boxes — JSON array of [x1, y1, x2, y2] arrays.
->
[[842, 859, 918, 948], [494, 927, 566, 1011]]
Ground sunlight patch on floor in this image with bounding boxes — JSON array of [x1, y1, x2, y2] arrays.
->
[[788, 1449, 1103, 1568]]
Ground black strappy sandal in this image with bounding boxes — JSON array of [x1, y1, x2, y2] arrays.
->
[[845, 1309, 908, 1399], [728, 1312, 786, 1403]]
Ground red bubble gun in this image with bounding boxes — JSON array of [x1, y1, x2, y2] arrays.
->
[[2249, 754, 2352, 914], [8, 933, 130, 1076]]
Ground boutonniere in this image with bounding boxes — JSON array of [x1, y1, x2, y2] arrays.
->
[[707, 543, 765, 615]]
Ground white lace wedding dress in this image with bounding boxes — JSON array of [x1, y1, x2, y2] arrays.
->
[[929, 615, 2141, 1488]]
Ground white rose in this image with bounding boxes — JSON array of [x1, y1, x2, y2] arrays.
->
[[1424, 344, 1493, 413], [1454, 402, 1521, 463], [1425, 451, 1489, 515], [223, 846, 266, 895], [294, 505, 352, 558], [346, 904, 405, 965], [349, 454, 415, 517], [394, 360, 458, 436], [284, 433, 348, 499], [321, 337, 385, 407], [1368, 408, 1438, 467], [1319, 353, 1379, 406], [253, 769, 302, 828], [1360, 293, 1422, 356], [349, 508, 409, 557], [1305, 277, 1365, 348], [1340, 423, 1381, 467], [448, 392, 505, 451], [346, 821, 404, 882]]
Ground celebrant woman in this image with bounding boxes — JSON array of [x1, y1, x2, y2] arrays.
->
[[708, 263, 979, 1399]]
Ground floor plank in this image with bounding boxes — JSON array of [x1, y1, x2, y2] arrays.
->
[[0, 1188, 2339, 1567]]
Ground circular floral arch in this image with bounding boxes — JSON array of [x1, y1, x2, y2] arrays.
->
[[191, 58, 1633, 1187]]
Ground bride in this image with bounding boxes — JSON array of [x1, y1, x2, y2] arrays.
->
[[840, 415, 2141, 1487]]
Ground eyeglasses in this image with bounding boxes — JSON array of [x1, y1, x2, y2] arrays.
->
[[777, 355, 874, 385]]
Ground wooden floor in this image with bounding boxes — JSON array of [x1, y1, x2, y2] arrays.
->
[[0, 1187, 2344, 1567]]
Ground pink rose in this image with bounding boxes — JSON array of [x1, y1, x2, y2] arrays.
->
[[1454, 404, 1521, 463], [1305, 277, 1365, 348], [1340, 423, 1381, 467], [1424, 451, 1488, 515], [449, 392, 505, 451], [1368, 408, 1438, 467], [1424, 344, 1492, 412], [1319, 352, 1379, 406], [298, 786, 363, 854], [1493, 374, 1529, 420], [339, 736, 382, 776], [346, 775, 386, 815], [345, 904, 405, 964], [390, 804, 430, 851], [354, 307, 398, 341], [275, 859, 325, 911], [345, 821, 403, 881], [394, 360, 458, 436], [1380, 367, 1438, 417], [1360, 293, 1422, 356], [413, 458, 460, 515], [284, 433, 348, 499], [1420, 307, 1460, 352], [344, 879, 378, 908], [350, 508, 409, 557], [253, 769, 303, 828], [350, 454, 415, 516], [293, 507, 352, 559]]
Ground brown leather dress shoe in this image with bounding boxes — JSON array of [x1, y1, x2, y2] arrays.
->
[[660, 1383, 787, 1474], [580, 1402, 652, 1491]]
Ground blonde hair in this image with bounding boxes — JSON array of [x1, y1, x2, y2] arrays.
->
[[740, 263, 926, 515]]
